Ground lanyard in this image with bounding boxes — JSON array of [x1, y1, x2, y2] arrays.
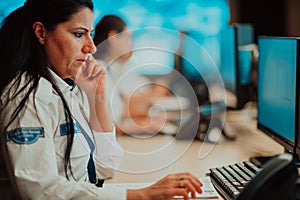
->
[[73, 119, 97, 184], [75, 119, 104, 187], [64, 78, 103, 186]]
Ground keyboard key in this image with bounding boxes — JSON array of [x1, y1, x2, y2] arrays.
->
[[230, 164, 252, 183], [244, 161, 261, 174], [236, 163, 256, 178]]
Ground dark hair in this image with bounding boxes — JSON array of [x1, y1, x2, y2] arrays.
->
[[93, 15, 127, 59], [0, 0, 94, 180]]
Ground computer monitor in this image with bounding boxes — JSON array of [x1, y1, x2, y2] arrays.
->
[[219, 23, 255, 109], [180, 30, 221, 81], [130, 28, 179, 76], [256, 36, 300, 162], [179, 30, 223, 105]]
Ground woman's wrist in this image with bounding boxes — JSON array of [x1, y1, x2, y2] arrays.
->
[[87, 93, 113, 132], [86, 92, 107, 103]]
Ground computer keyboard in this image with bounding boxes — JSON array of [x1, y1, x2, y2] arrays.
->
[[209, 161, 261, 200]]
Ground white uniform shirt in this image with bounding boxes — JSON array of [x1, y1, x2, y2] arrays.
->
[[0, 70, 125, 199], [101, 58, 152, 124]]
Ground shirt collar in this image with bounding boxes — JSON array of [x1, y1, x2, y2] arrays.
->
[[48, 69, 75, 93]]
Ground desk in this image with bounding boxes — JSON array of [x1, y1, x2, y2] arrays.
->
[[107, 109, 284, 198]]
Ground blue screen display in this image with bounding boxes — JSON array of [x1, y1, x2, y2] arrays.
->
[[257, 37, 297, 145], [181, 31, 221, 81], [219, 24, 254, 92], [219, 26, 236, 91]]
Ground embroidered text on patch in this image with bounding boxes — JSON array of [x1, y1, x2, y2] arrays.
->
[[60, 122, 81, 136], [6, 127, 45, 144]]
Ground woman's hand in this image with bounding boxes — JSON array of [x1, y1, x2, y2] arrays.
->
[[127, 172, 203, 200], [74, 54, 106, 97], [74, 54, 113, 132]]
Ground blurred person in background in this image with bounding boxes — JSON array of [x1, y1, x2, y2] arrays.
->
[[93, 15, 170, 135]]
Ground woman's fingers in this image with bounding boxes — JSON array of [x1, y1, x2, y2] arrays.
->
[[167, 188, 189, 200], [155, 172, 203, 198], [177, 172, 203, 192], [82, 55, 104, 78], [177, 179, 202, 198], [74, 55, 107, 95], [133, 172, 203, 200]]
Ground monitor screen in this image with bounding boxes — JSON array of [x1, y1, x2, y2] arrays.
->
[[219, 23, 255, 109], [257, 36, 299, 154], [219, 26, 236, 92], [180, 30, 221, 82], [130, 28, 179, 75]]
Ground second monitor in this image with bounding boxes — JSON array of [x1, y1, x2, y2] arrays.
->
[[220, 23, 256, 110], [256, 36, 300, 164]]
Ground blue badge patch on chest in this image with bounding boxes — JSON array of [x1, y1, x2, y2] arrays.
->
[[60, 122, 81, 136], [6, 127, 45, 144]]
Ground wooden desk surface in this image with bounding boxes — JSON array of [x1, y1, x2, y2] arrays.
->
[[108, 108, 284, 184]]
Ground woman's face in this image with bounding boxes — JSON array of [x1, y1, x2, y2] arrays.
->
[[109, 27, 133, 62], [43, 7, 96, 78]]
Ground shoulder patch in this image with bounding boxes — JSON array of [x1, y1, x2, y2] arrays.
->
[[60, 122, 81, 136], [6, 127, 45, 145]]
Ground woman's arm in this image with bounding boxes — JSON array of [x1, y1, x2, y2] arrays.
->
[[88, 93, 113, 132], [75, 55, 113, 132]]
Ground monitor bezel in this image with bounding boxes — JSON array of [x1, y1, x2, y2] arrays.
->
[[296, 37, 300, 162]]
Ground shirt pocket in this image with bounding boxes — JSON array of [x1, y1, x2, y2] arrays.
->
[[55, 130, 90, 156], [54, 133, 91, 179]]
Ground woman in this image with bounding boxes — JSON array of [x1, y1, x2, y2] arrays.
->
[[0, 0, 202, 199], [93, 15, 170, 135]]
